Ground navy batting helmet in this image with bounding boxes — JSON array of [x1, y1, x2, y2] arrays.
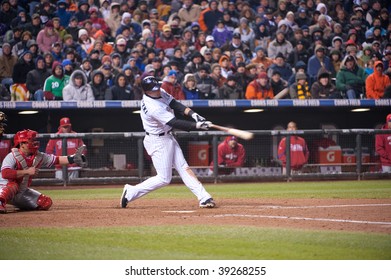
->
[[141, 76, 161, 92]]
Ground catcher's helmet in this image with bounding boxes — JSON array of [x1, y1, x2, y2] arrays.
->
[[14, 129, 40, 154], [141, 76, 161, 92]]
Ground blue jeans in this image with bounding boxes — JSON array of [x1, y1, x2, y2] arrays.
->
[[34, 89, 44, 101], [346, 89, 358, 99]]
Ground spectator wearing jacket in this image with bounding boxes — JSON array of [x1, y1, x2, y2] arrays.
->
[[267, 30, 293, 59], [36, 20, 60, 54], [211, 19, 232, 48], [12, 51, 35, 85], [43, 61, 70, 100], [62, 70, 94, 101], [307, 45, 334, 86], [89, 70, 111, 100], [267, 52, 293, 82], [289, 72, 312, 99], [310, 68, 340, 99], [219, 74, 244, 99], [155, 24, 179, 54], [209, 135, 246, 175], [278, 121, 309, 175], [26, 56, 51, 101], [336, 55, 367, 99], [110, 73, 134, 100], [375, 114, 391, 172], [194, 65, 219, 99], [199, 0, 223, 33], [178, 0, 202, 28], [0, 43, 17, 89], [161, 70, 185, 100], [182, 73, 202, 100], [365, 61, 391, 99], [245, 72, 274, 100]]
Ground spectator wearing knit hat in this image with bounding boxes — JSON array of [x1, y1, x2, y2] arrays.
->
[[267, 52, 293, 82], [219, 74, 244, 99], [245, 72, 274, 100], [36, 20, 60, 54], [289, 72, 312, 99]]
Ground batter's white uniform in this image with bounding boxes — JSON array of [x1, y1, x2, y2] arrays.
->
[[122, 88, 213, 204]]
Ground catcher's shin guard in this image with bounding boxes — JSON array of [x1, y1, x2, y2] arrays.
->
[[0, 182, 19, 205], [36, 194, 52, 210]]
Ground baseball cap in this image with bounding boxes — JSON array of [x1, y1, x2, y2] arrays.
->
[[233, 32, 241, 39], [206, 35, 214, 42], [168, 69, 177, 77], [258, 72, 268, 79], [59, 117, 71, 127], [162, 24, 171, 32], [32, 13, 40, 19], [150, 8, 158, 14], [298, 8, 306, 13], [116, 38, 126, 45], [61, 59, 72, 67], [387, 114, 391, 122]]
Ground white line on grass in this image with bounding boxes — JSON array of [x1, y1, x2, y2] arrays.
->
[[209, 214, 391, 225]]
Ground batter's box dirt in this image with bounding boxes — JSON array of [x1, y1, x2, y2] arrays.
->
[[2, 198, 391, 234]]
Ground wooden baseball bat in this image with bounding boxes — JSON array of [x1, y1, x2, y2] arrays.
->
[[210, 124, 254, 140]]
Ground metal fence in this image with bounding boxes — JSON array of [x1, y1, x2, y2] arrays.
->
[[2, 129, 391, 186]]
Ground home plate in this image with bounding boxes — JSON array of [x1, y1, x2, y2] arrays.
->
[[162, 210, 196, 213]]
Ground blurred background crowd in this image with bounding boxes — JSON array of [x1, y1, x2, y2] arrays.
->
[[0, 0, 391, 101]]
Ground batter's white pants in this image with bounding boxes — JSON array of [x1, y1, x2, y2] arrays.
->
[[124, 134, 212, 204]]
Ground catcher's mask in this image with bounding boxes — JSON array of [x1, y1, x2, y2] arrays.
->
[[14, 129, 40, 154], [141, 76, 161, 92]]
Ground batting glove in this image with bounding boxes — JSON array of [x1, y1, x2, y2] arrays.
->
[[196, 121, 212, 130], [191, 112, 206, 122]]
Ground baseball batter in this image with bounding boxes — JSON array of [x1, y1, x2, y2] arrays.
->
[[0, 129, 87, 214], [121, 76, 216, 208]]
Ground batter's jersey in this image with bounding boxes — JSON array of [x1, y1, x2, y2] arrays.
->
[[140, 88, 175, 134], [0, 151, 56, 186]]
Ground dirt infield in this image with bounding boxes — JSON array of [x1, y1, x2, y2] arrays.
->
[[2, 188, 391, 234]]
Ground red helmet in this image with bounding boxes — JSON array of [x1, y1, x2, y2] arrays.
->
[[13, 129, 40, 154]]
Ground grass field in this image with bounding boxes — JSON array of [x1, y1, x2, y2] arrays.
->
[[1, 181, 391, 260]]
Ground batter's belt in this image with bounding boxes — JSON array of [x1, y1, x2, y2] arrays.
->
[[145, 131, 172, 136]]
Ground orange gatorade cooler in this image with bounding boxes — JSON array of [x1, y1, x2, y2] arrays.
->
[[361, 147, 370, 163], [342, 148, 356, 163], [318, 146, 342, 164], [188, 141, 210, 166]]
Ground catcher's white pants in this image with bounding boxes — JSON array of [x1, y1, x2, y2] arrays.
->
[[124, 134, 212, 203]]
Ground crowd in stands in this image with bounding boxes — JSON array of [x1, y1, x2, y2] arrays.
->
[[1, 0, 391, 101]]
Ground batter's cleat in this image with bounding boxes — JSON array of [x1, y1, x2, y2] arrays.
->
[[120, 184, 130, 208], [0, 201, 6, 214], [199, 198, 216, 208]]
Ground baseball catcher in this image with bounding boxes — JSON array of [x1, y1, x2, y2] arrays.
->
[[0, 129, 87, 214]]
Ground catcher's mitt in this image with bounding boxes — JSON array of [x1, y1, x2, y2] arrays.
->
[[0, 111, 7, 138], [68, 145, 88, 167]]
